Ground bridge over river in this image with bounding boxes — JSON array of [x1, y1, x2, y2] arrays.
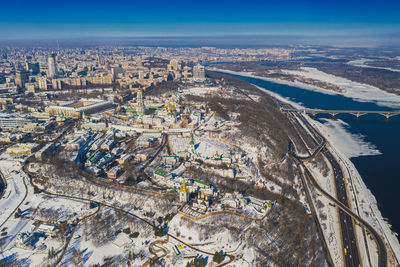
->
[[282, 108, 400, 119]]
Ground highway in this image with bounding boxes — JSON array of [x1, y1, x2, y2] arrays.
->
[[302, 160, 388, 267], [323, 150, 361, 267], [284, 104, 387, 267], [294, 160, 334, 267], [284, 104, 361, 267], [228, 86, 385, 266]]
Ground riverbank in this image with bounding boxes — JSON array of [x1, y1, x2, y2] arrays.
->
[[212, 67, 400, 109], [311, 115, 400, 264], [217, 71, 400, 264], [347, 59, 400, 73]]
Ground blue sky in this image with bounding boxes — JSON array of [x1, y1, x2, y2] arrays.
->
[[1, 0, 399, 43]]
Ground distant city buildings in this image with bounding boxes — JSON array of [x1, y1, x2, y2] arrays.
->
[[50, 74, 114, 89], [193, 64, 205, 81], [38, 77, 48, 90], [47, 53, 57, 78], [15, 70, 29, 88], [25, 62, 40, 75], [138, 70, 145, 80], [0, 46, 293, 93], [168, 59, 181, 71]]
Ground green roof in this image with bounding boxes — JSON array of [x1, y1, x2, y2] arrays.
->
[[194, 179, 209, 186], [162, 155, 179, 158], [154, 168, 168, 177]]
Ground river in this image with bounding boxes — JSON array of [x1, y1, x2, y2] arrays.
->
[[220, 72, 400, 236], [0, 174, 5, 198]]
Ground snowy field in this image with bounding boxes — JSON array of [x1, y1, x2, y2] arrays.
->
[[0, 159, 105, 266], [283, 67, 400, 109], [168, 135, 191, 155], [195, 135, 233, 158], [184, 87, 221, 96], [169, 214, 253, 264], [213, 68, 400, 109], [347, 58, 400, 73]]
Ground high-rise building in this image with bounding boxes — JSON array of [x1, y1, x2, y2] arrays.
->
[[193, 64, 205, 81], [111, 66, 123, 79], [38, 77, 48, 90], [15, 70, 29, 88], [138, 70, 145, 80], [47, 53, 57, 78], [169, 59, 181, 71], [136, 58, 143, 67], [25, 62, 40, 75]]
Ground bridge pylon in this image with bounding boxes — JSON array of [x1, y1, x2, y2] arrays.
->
[[383, 113, 392, 119], [350, 112, 367, 118]]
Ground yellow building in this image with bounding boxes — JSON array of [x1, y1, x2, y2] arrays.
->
[[45, 100, 113, 119], [23, 124, 45, 132], [7, 143, 39, 155], [134, 153, 147, 162], [0, 98, 13, 105], [51, 74, 114, 90], [45, 106, 81, 118]]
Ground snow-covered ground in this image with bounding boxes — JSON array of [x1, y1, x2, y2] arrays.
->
[[195, 135, 232, 158], [184, 86, 221, 96], [0, 160, 28, 228], [245, 82, 400, 264], [314, 118, 381, 158], [284, 67, 400, 108], [169, 214, 254, 265], [249, 80, 382, 160], [310, 116, 400, 264], [347, 58, 400, 73], [0, 158, 102, 267], [58, 207, 154, 267], [213, 67, 400, 109], [307, 157, 379, 267], [168, 135, 190, 155]]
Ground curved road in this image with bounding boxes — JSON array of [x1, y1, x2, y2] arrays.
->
[[302, 159, 387, 267], [287, 109, 387, 267], [0, 171, 28, 230]]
